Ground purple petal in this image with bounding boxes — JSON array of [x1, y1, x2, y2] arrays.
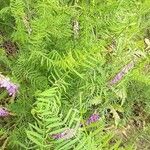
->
[[0, 79, 10, 88], [7, 84, 18, 96], [109, 61, 134, 85], [52, 129, 76, 140], [0, 107, 10, 117], [0, 74, 18, 96], [86, 113, 100, 125]]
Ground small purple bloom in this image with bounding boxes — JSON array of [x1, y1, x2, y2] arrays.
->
[[86, 113, 100, 125], [52, 129, 76, 140], [7, 83, 18, 96], [109, 61, 134, 85], [0, 74, 18, 96], [0, 107, 10, 117], [0, 78, 10, 88], [52, 132, 66, 139]]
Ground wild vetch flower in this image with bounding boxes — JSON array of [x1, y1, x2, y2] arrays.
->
[[0, 74, 18, 96], [52, 132, 66, 139], [109, 61, 135, 85], [86, 113, 100, 125], [52, 129, 76, 140], [0, 107, 10, 117], [6, 83, 18, 96]]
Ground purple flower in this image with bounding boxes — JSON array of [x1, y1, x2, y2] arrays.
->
[[0, 78, 10, 88], [52, 132, 66, 139], [0, 107, 10, 117], [86, 113, 100, 125], [0, 74, 18, 96], [109, 61, 134, 85], [52, 129, 76, 140], [6, 83, 18, 96]]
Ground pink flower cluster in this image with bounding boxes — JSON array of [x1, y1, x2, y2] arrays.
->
[[0, 74, 18, 96], [0, 107, 10, 117]]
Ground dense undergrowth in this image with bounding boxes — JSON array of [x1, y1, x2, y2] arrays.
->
[[0, 0, 150, 149]]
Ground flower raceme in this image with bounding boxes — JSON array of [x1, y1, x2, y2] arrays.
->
[[52, 129, 76, 140], [86, 113, 100, 125], [0, 74, 18, 96], [109, 61, 135, 85], [0, 107, 10, 117]]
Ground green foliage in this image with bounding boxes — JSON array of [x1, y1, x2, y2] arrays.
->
[[26, 87, 120, 150], [0, 0, 150, 149]]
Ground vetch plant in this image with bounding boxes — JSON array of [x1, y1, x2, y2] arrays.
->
[[0, 0, 150, 149]]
